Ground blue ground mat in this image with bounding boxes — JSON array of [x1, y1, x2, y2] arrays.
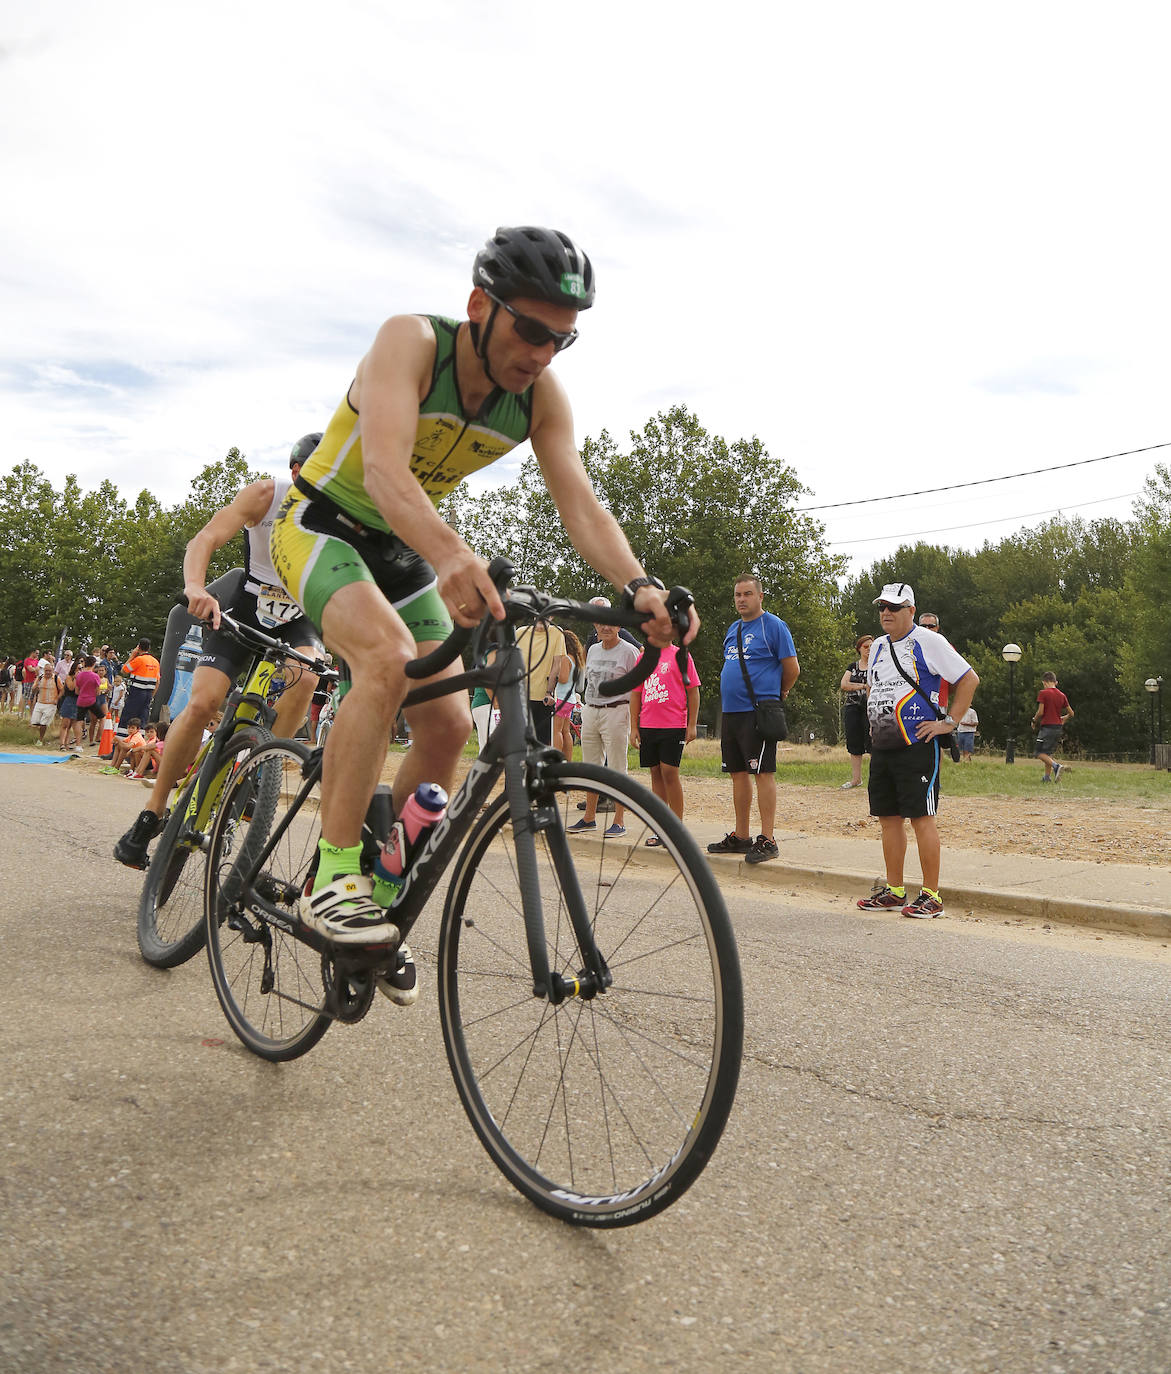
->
[[0, 752, 76, 764]]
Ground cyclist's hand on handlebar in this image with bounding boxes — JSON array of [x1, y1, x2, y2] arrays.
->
[[633, 584, 700, 648], [184, 582, 221, 630], [438, 548, 507, 629]]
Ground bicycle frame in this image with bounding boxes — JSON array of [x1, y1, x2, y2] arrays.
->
[[231, 635, 606, 1005]]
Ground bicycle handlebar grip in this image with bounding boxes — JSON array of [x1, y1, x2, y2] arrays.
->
[[596, 644, 661, 697], [595, 585, 694, 698], [404, 555, 517, 680]]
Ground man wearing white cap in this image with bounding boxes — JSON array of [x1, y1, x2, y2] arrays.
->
[[857, 581, 978, 919]]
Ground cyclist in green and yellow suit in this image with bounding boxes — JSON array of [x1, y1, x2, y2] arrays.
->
[[270, 226, 698, 947]]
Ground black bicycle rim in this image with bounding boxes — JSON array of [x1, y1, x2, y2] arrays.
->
[[437, 764, 743, 1227]]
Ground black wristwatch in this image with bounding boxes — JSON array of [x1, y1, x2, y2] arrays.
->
[[620, 575, 666, 610]]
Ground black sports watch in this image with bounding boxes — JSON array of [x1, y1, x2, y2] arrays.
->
[[620, 575, 666, 610]]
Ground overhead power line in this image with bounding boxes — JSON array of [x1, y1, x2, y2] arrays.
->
[[826, 491, 1140, 548], [797, 442, 1169, 513]]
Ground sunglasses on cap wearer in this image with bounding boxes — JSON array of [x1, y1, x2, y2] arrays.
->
[[486, 293, 578, 353], [876, 601, 909, 613]]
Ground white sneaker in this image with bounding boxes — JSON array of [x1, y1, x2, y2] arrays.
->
[[299, 875, 400, 946]]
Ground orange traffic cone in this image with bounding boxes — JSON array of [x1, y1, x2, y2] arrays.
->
[[98, 714, 115, 759]]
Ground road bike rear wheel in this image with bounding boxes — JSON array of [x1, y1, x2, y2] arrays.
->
[[437, 762, 743, 1227], [137, 727, 272, 969], [204, 738, 331, 1061]]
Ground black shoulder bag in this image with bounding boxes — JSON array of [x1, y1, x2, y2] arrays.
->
[[885, 635, 962, 763], [737, 623, 788, 742]]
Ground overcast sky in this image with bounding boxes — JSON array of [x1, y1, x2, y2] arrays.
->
[[3, 1, 1168, 580]]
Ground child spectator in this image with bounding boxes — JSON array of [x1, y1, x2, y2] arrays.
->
[[102, 719, 146, 774], [132, 721, 167, 778], [125, 724, 159, 778], [110, 675, 127, 724]]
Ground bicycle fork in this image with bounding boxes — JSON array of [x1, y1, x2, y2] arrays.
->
[[494, 676, 611, 1006]]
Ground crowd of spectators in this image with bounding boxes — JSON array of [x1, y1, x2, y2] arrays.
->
[[0, 639, 151, 767]]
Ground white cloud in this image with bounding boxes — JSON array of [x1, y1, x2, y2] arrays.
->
[[1, 0, 1168, 578]]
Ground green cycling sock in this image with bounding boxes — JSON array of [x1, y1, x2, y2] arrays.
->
[[888, 884, 906, 897], [314, 840, 365, 893]]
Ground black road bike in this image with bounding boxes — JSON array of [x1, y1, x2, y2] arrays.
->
[[201, 559, 743, 1227]]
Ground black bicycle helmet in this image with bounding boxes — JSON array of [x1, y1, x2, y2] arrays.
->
[[289, 432, 322, 467], [473, 226, 595, 309]]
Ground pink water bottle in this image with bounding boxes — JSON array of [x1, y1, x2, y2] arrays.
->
[[372, 783, 448, 907]]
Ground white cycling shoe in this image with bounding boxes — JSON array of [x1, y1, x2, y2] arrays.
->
[[375, 944, 418, 1007], [300, 875, 400, 946]]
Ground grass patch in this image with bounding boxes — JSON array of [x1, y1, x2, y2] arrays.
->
[[684, 740, 1171, 804], [449, 734, 1171, 805], [0, 714, 44, 749]]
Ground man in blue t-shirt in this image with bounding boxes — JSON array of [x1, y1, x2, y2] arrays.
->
[[707, 574, 800, 864]]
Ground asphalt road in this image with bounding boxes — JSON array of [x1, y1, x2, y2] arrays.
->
[[3, 764, 1170, 1374]]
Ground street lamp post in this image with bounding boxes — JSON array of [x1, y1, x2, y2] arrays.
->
[[1145, 677, 1160, 765], [1002, 643, 1022, 764]]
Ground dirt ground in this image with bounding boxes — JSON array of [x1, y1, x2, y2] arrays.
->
[[63, 728, 1169, 872], [388, 744, 1171, 870], [677, 773, 1171, 868]]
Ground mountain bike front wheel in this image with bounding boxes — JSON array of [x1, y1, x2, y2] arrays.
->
[[437, 762, 743, 1227]]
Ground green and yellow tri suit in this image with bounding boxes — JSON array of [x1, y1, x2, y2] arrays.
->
[[270, 315, 533, 639]]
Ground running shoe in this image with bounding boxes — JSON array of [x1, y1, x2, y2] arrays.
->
[[299, 875, 400, 945], [902, 890, 945, 919], [745, 834, 779, 864], [113, 809, 165, 869], [706, 832, 753, 854], [1052, 763, 1063, 781], [856, 885, 906, 910]]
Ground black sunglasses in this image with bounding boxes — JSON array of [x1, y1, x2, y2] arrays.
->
[[920, 621, 938, 629], [487, 293, 578, 353], [876, 602, 906, 613]]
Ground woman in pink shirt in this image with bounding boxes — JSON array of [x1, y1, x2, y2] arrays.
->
[[630, 647, 701, 842]]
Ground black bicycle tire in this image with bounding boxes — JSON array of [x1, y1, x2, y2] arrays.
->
[[437, 761, 743, 1227], [204, 737, 331, 1061], [136, 726, 272, 969]]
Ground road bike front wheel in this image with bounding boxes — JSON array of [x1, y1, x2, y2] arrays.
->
[[437, 762, 743, 1227], [204, 738, 331, 1061], [137, 727, 271, 969]]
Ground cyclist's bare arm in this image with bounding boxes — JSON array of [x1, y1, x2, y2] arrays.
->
[[182, 480, 277, 628], [530, 372, 699, 649], [354, 315, 505, 630]]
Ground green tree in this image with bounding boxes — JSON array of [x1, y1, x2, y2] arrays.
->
[[1121, 465, 1171, 737], [0, 449, 261, 659], [0, 461, 57, 652]]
